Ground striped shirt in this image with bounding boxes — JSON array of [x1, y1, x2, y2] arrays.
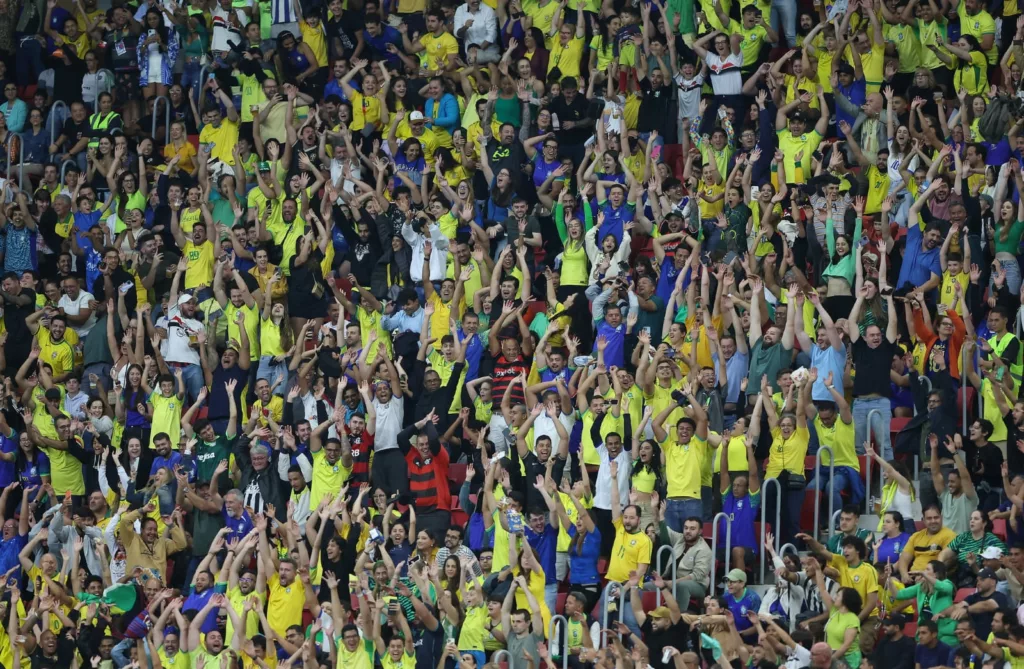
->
[[946, 531, 1006, 564]]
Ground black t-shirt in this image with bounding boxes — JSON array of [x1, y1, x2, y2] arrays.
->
[[61, 118, 91, 151], [642, 617, 691, 669], [1006, 412, 1024, 474], [485, 137, 528, 190], [137, 249, 180, 303], [412, 619, 444, 669], [965, 590, 1009, 639], [871, 635, 916, 669], [547, 94, 593, 146], [3, 288, 36, 352], [971, 442, 1004, 490], [852, 338, 897, 397], [91, 267, 138, 313]]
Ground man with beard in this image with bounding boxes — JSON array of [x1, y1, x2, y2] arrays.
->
[[902, 181, 948, 296], [370, 353, 406, 495], [630, 574, 689, 669], [870, 613, 915, 669], [604, 458, 652, 638], [304, 403, 355, 506], [336, 214, 383, 288], [848, 282, 899, 460], [200, 312, 250, 436]]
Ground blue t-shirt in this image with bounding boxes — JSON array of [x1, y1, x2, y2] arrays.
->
[[525, 523, 559, 584], [0, 429, 16, 488], [875, 533, 910, 565], [915, 641, 954, 669], [19, 450, 49, 490], [593, 320, 626, 368], [532, 155, 562, 188], [597, 200, 636, 245], [222, 509, 254, 544], [721, 489, 760, 552], [567, 525, 602, 585], [724, 588, 761, 633], [4, 226, 37, 274], [183, 585, 220, 633], [896, 224, 942, 295], [0, 534, 29, 578]]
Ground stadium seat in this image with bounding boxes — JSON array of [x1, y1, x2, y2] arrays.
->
[[451, 508, 468, 528], [890, 416, 912, 435], [641, 590, 658, 611], [954, 588, 975, 602], [904, 622, 917, 638], [449, 463, 468, 487], [556, 592, 567, 615], [993, 518, 1007, 541], [597, 558, 609, 575]]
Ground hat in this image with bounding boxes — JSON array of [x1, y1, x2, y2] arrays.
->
[[982, 546, 1004, 560], [648, 606, 673, 619], [44, 388, 62, 402], [257, 161, 272, 172], [725, 568, 747, 583], [884, 613, 908, 627], [177, 293, 196, 306], [409, 111, 426, 122], [790, 110, 808, 123], [978, 567, 999, 580]]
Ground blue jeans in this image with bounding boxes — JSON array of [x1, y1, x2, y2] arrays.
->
[[770, 0, 797, 47], [764, 479, 806, 546], [16, 36, 46, 88], [544, 582, 558, 616], [168, 362, 205, 404], [599, 584, 644, 639], [664, 497, 704, 532], [807, 467, 849, 525], [995, 257, 1023, 296], [256, 355, 290, 396], [853, 396, 892, 460]]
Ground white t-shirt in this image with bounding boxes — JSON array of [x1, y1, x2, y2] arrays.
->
[[157, 305, 202, 366], [703, 52, 743, 96], [210, 5, 248, 53], [58, 291, 98, 338], [784, 644, 811, 669], [675, 72, 706, 123], [372, 396, 404, 452]]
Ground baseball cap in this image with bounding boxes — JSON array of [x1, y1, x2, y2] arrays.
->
[[884, 613, 908, 627], [409, 111, 426, 122], [978, 567, 999, 581], [177, 293, 196, 306], [982, 546, 1004, 560], [725, 568, 747, 583], [257, 161, 272, 172], [790, 110, 808, 123], [648, 606, 673, 619]]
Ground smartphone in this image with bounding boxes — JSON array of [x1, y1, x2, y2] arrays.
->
[[148, 29, 156, 36], [207, 73, 216, 81], [857, 235, 870, 248], [723, 251, 738, 265], [118, 281, 133, 294]]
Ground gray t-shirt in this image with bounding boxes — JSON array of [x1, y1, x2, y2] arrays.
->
[[939, 488, 978, 535], [507, 631, 543, 669]]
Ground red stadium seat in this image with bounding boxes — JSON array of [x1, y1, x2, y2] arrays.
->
[[915, 521, 924, 531], [903, 622, 916, 638], [890, 416, 912, 435], [451, 508, 468, 528], [954, 588, 975, 602], [556, 592, 567, 615], [993, 518, 1008, 541], [641, 590, 658, 611], [449, 463, 467, 487], [597, 558, 609, 575]]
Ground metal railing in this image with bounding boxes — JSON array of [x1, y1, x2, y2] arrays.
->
[[866, 409, 882, 513], [50, 100, 68, 146], [711, 511, 732, 593], [760, 477, 781, 584], [915, 375, 932, 417], [599, 581, 627, 648], [813, 446, 835, 543], [151, 95, 171, 146], [60, 159, 77, 183], [655, 544, 677, 607], [196, 66, 211, 106], [962, 345, 969, 436], [831, 508, 842, 536], [492, 650, 511, 667], [548, 615, 568, 669]]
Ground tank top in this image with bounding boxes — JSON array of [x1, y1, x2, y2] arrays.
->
[[560, 239, 588, 286], [285, 46, 309, 73], [260, 317, 286, 357]]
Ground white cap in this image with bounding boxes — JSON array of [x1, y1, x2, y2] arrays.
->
[[981, 546, 1004, 560], [177, 293, 196, 306], [409, 111, 426, 121]]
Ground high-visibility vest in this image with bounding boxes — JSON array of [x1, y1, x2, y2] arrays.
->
[[87, 111, 120, 149], [989, 331, 1023, 391]]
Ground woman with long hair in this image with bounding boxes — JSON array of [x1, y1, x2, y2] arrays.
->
[[116, 363, 151, 447], [891, 557, 957, 645], [15, 431, 50, 496], [865, 444, 914, 532], [286, 213, 330, 338], [20, 108, 48, 179], [631, 411, 664, 529], [137, 8, 178, 101], [873, 511, 911, 566], [553, 477, 600, 611], [991, 163, 1024, 294], [163, 120, 198, 175], [116, 436, 155, 490], [86, 135, 116, 196], [258, 273, 294, 395]]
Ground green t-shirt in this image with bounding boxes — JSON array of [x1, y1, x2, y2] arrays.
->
[[196, 435, 234, 493]]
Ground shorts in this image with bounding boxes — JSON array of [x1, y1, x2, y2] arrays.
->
[[115, 70, 141, 102]]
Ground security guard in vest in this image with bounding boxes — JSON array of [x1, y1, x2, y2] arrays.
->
[[983, 305, 1022, 393], [87, 92, 123, 150]]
